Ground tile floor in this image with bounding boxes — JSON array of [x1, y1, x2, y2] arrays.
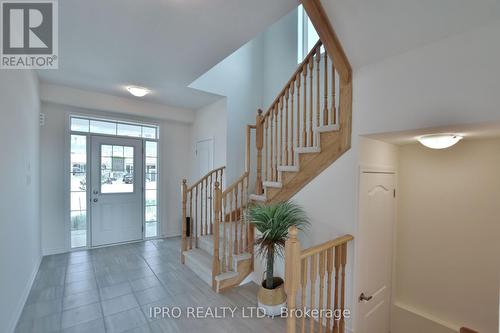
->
[[14, 237, 287, 333]]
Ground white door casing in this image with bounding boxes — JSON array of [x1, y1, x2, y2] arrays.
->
[[357, 172, 396, 333], [90, 136, 143, 246], [196, 138, 214, 178]]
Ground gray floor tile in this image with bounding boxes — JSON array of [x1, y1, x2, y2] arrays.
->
[[104, 307, 147, 333], [129, 276, 162, 292], [133, 286, 169, 305], [15, 238, 285, 333], [102, 293, 139, 316], [15, 312, 61, 333], [63, 289, 100, 310], [60, 318, 106, 333], [65, 279, 98, 295], [61, 302, 102, 329], [99, 282, 132, 301]]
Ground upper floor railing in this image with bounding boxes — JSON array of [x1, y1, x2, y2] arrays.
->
[[285, 226, 353, 333]]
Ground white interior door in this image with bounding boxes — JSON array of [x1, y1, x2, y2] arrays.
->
[[196, 138, 214, 178], [90, 136, 143, 246], [357, 172, 396, 333]]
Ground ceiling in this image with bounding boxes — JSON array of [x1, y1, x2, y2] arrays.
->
[[39, 0, 500, 111], [367, 121, 500, 146], [322, 0, 500, 68], [38, 0, 297, 110]]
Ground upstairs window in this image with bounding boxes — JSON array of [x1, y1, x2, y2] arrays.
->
[[297, 4, 321, 63]]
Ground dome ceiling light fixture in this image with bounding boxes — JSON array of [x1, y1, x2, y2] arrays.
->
[[418, 133, 463, 149], [126, 86, 150, 97]]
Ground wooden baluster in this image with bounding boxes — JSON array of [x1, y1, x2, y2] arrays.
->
[[228, 191, 233, 271], [318, 251, 326, 333], [200, 181, 204, 236], [240, 179, 244, 253], [274, 104, 279, 181], [181, 179, 187, 263], [270, 111, 274, 181], [333, 246, 341, 333], [290, 80, 295, 165], [220, 168, 223, 189], [285, 89, 289, 165], [210, 174, 213, 235], [245, 177, 250, 252], [324, 50, 329, 126], [302, 64, 308, 147], [233, 187, 239, 255], [309, 55, 314, 147], [279, 96, 284, 167], [300, 258, 307, 333], [255, 109, 264, 194], [339, 243, 347, 333], [222, 195, 227, 272], [325, 248, 334, 333], [205, 178, 208, 236], [296, 73, 301, 149], [331, 60, 337, 125], [265, 117, 269, 182], [284, 226, 301, 333], [316, 45, 321, 131], [189, 190, 193, 250], [309, 253, 318, 333], [195, 185, 198, 247], [212, 182, 221, 290]]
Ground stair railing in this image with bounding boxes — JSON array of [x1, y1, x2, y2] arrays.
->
[[211, 124, 255, 288], [285, 226, 353, 333], [255, 39, 345, 191], [181, 166, 225, 262]]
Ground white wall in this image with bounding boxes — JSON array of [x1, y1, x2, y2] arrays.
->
[[190, 8, 299, 184], [190, 38, 264, 183], [287, 13, 500, 332], [262, 8, 299, 108], [394, 139, 500, 333], [0, 71, 41, 333], [40, 100, 191, 253], [189, 98, 227, 182]]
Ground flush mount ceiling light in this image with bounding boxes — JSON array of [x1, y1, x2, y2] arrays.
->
[[418, 134, 463, 149], [126, 86, 150, 97]]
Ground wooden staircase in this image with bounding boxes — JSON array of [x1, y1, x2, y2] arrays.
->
[[180, 0, 352, 296]]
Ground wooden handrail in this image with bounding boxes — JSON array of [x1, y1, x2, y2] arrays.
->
[[187, 166, 225, 192], [301, 0, 351, 82], [285, 226, 353, 333], [301, 234, 353, 258], [222, 172, 249, 196], [261, 39, 323, 121]]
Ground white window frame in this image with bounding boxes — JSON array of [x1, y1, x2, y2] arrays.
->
[[297, 4, 322, 64], [67, 114, 161, 250]]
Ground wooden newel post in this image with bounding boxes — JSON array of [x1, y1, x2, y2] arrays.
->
[[212, 181, 222, 290], [285, 226, 302, 333], [181, 179, 188, 263], [255, 109, 264, 194]]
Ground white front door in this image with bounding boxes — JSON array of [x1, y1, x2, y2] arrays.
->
[[357, 172, 396, 333], [90, 136, 143, 246], [196, 138, 214, 178]]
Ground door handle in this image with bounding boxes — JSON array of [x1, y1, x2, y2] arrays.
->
[[359, 293, 373, 302], [93, 198, 98, 203]]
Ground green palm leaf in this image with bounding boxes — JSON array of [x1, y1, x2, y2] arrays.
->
[[248, 201, 309, 289]]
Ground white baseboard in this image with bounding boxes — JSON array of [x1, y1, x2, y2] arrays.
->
[[8, 254, 42, 333], [42, 247, 67, 256], [392, 302, 459, 333]]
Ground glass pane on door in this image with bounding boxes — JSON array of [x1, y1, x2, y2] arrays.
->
[[101, 144, 134, 193]]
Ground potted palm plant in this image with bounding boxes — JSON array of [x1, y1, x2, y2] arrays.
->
[[249, 201, 309, 316]]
